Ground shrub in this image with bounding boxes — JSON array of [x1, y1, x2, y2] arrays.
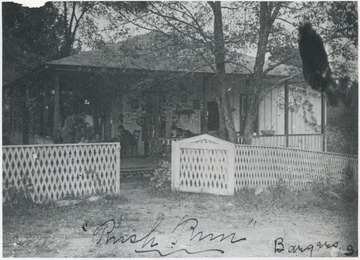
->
[[235, 175, 354, 211], [149, 159, 171, 192], [334, 164, 358, 203], [3, 177, 36, 210]]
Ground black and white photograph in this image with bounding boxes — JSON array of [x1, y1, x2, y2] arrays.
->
[[2, 1, 358, 257]]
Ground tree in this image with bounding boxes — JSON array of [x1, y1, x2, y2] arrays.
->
[[241, 2, 283, 144], [53, 1, 149, 57], [110, 1, 357, 143], [2, 2, 61, 84], [113, 2, 239, 141], [2, 1, 149, 82], [208, 2, 237, 142], [221, 1, 357, 143]]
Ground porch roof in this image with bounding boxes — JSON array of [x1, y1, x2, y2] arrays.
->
[[47, 32, 296, 77]]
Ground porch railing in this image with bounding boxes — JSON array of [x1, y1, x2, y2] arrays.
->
[[161, 134, 324, 152], [253, 134, 324, 151], [3, 143, 121, 203], [171, 134, 357, 196]]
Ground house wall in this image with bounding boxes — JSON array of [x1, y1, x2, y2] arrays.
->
[[288, 85, 322, 134], [57, 70, 321, 152], [258, 86, 285, 135], [205, 74, 247, 133], [107, 73, 249, 144], [258, 84, 322, 135]]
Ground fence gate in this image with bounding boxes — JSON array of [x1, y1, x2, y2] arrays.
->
[[171, 134, 235, 196]]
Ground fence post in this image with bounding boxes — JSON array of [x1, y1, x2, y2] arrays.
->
[[171, 140, 180, 190], [227, 144, 235, 196], [115, 143, 121, 194]]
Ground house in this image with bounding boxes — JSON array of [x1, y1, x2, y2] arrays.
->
[[4, 32, 326, 153]]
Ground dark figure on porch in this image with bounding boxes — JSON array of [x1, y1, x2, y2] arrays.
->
[[75, 127, 88, 143], [117, 125, 136, 157], [61, 117, 74, 143], [171, 124, 193, 138], [93, 134, 101, 143]]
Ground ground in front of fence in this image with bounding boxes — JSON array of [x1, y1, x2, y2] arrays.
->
[[3, 181, 358, 258]]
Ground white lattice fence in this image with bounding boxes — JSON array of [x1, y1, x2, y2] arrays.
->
[[171, 135, 235, 195], [3, 143, 121, 203], [171, 134, 357, 196], [234, 145, 357, 192]]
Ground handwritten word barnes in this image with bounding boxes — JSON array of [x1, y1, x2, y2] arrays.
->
[[275, 237, 357, 257], [87, 215, 246, 256]]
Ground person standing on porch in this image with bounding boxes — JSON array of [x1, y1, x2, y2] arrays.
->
[[61, 117, 74, 143], [117, 125, 135, 157]]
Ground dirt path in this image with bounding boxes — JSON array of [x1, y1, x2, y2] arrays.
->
[[3, 181, 358, 257]]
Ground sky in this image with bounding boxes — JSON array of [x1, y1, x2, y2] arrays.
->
[[11, 0, 47, 8]]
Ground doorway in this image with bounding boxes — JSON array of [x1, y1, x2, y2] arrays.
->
[[207, 101, 219, 131]]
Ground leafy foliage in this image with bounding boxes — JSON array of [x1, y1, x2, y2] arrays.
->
[[2, 2, 61, 84], [236, 170, 357, 211], [149, 159, 172, 192], [3, 177, 36, 210], [2, 2, 149, 84], [327, 80, 358, 154]]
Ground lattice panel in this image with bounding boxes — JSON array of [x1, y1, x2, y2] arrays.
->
[[3, 143, 120, 203], [234, 145, 357, 192], [178, 147, 230, 195]]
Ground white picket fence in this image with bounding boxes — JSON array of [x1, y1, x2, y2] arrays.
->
[[171, 134, 357, 195], [3, 143, 121, 203]]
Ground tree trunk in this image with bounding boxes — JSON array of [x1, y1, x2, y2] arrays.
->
[[209, 1, 237, 143], [241, 2, 281, 144], [53, 72, 61, 142], [242, 76, 262, 144], [242, 99, 258, 144], [22, 88, 30, 144]]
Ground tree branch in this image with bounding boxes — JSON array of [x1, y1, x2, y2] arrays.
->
[[261, 72, 302, 97], [327, 38, 354, 56], [179, 2, 214, 45], [116, 8, 217, 72], [220, 6, 242, 11], [63, 2, 68, 38], [146, 4, 211, 47], [68, 2, 76, 35], [275, 17, 297, 27], [270, 3, 282, 23], [207, 1, 215, 10], [262, 54, 296, 75], [71, 6, 88, 42], [224, 60, 253, 74]]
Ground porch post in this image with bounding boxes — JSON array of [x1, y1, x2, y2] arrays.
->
[[53, 71, 61, 142], [22, 87, 30, 144], [115, 142, 121, 194], [201, 75, 208, 134], [321, 92, 326, 151], [43, 76, 49, 137], [284, 81, 289, 147]]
